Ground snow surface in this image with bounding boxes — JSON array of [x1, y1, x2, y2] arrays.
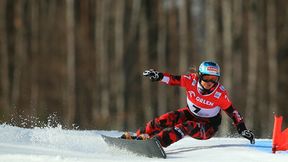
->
[[0, 124, 287, 162]]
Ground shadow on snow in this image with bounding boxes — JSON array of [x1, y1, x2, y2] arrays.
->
[[166, 144, 271, 154]]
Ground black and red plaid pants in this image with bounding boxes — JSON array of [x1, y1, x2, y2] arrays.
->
[[136, 107, 222, 147]]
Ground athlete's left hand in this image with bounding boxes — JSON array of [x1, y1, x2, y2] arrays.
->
[[241, 129, 255, 144]]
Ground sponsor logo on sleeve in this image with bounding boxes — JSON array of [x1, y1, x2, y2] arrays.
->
[[220, 85, 225, 91], [214, 92, 222, 99], [192, 79, 196, 86]]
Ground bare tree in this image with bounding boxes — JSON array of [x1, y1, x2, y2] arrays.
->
[[29, 0, 40, 114], [178, 0, 189, 106], [167, 0, 179, 110], [0, 0, 10, 117], [139, 4, 153, 122], [95, 0, 110, 120], [126, 0, 141, 50], [246, 0, 259, 129], [231, 0, 244, 111], [267, 0, 278, 133], [204, 0, 217, 60], [222, 0, 233, 96], [114, 0, 126, 129], [157, 0, 168, 115], [255, 0, 268, 136], [12, 0, 27, 107], [191, 0, 205, 60], [219, 0, 233, 136], [65, 0, 76, 126]]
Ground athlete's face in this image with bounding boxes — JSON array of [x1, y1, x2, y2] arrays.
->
[[200, 75, 219, 89]]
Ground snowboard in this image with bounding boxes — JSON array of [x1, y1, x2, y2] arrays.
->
[[101, 135, 167, 159]]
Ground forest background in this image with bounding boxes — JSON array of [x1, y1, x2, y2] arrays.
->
[[0, 0, 287, 138]]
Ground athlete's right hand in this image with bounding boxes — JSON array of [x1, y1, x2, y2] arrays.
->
[[143, 69, 163, 81]]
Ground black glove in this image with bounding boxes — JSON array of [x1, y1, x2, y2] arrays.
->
[[241, 129, 255, 144], [236, 122, 255, 144], [143, 69, 163, 81]]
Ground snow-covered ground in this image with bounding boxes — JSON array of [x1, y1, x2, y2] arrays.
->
[[0, 124, 287, 162]]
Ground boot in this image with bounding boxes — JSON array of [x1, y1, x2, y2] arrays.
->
[[136, 134, 150, 140], [120, 132, 137, 140]]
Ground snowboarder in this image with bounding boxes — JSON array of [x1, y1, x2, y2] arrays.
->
[[122, 61, 255, 147]]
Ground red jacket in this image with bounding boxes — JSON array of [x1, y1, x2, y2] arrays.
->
[[160, 72, 245, 129]]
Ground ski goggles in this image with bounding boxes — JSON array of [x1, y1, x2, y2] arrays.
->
[[201, 75, 219, 83]]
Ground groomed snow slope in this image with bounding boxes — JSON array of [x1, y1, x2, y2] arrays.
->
[[0, 124, 287, 162]]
